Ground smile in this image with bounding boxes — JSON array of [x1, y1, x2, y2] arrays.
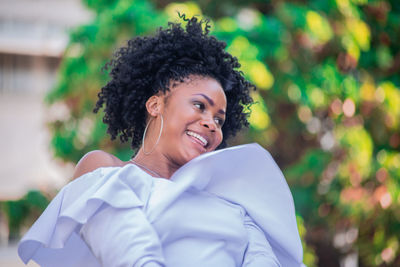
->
[[186, 130, 208, 147]]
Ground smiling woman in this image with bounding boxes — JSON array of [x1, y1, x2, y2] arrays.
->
[[18, 16, 304, 267], [142, 76, 227, 171]]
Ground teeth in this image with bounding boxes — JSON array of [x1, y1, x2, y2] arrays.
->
[[186, 131, 208, 147]]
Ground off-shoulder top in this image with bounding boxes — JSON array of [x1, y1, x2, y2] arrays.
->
[[18, 143, 304, 267]]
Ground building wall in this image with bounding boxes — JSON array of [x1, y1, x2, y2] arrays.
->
[[0, 2, 93, 265], [0, 0, 92, 199]]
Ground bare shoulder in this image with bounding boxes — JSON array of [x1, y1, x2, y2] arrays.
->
[[72, 150, 125, 180]]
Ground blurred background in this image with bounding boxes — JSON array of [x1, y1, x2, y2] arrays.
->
[[0, 0, 399, 266]]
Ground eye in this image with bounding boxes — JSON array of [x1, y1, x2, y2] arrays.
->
[[193, 101, 205, 111], [214, 117, 225, 126]]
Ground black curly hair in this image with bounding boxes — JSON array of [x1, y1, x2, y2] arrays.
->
[[94, 15, 255, 150]]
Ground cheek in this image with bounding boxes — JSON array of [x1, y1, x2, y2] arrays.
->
[[214, 130, 223, 148]]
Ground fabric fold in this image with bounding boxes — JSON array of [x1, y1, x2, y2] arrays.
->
[[18, 143, 304, 266], [18, 165, 154, 266], [149, 143, 303, 266]]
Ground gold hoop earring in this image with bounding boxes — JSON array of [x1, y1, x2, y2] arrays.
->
[[142, 114, 163, 155]]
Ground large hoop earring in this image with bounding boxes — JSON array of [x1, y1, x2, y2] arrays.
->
[[142, 114, 163, 155]]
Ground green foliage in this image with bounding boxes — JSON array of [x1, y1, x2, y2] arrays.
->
[[44, 0, 400, 265], [45, 0, 167, 162], [1, 191, 49, 241], [297, 215, 317, 267]]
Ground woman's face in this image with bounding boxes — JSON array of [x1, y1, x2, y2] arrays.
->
[[150, 76, 227, 167]]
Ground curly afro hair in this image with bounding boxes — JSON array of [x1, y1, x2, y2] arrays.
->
[[94, 15, 255, 150]]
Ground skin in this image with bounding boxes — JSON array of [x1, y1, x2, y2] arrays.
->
[[73, 75, 227, 179]]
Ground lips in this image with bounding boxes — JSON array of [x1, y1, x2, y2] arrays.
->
[[186, 130, 209, 148]]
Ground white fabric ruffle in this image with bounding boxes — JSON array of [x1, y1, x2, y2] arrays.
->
[[18, 143, 303, 266]]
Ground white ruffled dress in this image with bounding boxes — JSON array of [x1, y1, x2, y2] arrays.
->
[[18, 143, 304, 266]]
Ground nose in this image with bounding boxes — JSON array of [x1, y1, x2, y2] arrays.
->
[[200, 116, 216, 132]]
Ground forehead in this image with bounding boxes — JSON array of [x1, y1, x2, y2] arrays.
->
[[167, 76, 227, 105]]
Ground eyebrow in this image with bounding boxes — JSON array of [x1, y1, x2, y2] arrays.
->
[[193, 94, 226, 115]]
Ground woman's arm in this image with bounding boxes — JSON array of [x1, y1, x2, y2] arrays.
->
[[242, 214, 281, 267]]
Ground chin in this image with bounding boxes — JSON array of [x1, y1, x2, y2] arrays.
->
[[182, 149, 204, 163], [186, 153, 201, 162]]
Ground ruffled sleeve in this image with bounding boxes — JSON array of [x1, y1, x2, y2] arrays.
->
[[18, 143, 303, 267], [148, 143, 304, 266], [18, 165, 165, 267]]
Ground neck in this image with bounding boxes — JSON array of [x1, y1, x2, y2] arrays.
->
[[132, 148, 181, 179]]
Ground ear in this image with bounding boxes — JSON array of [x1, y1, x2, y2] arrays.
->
[[145, 94, 163, 117]]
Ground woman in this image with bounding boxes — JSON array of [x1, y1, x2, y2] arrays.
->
[[18, 16, 304, 266]]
